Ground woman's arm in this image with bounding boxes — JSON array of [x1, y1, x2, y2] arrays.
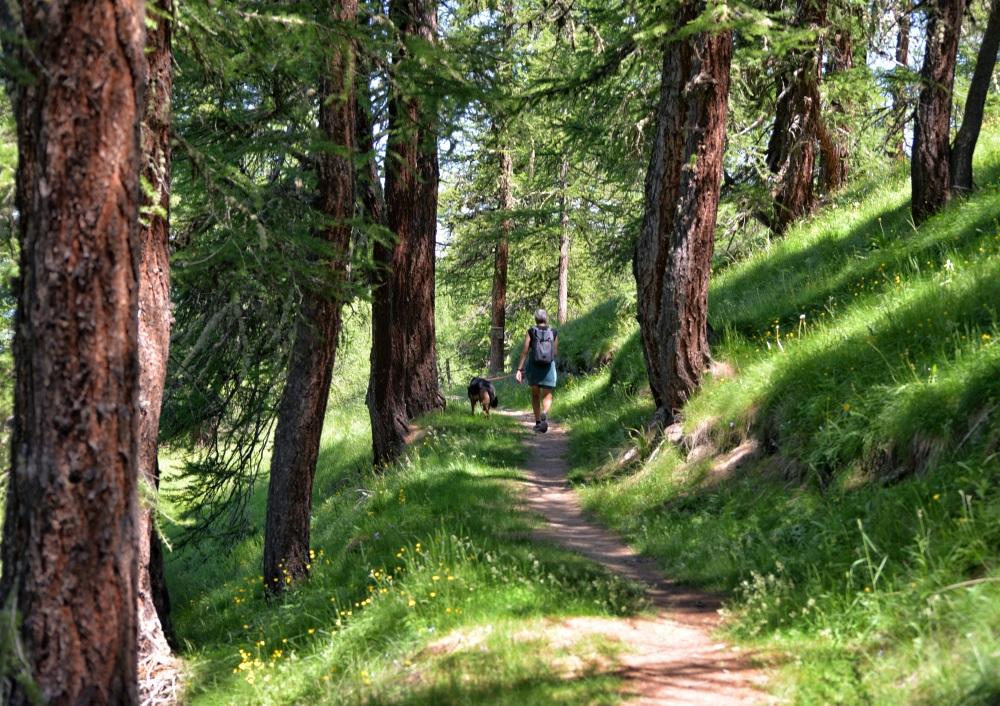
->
[[515, 331, 531, 383]]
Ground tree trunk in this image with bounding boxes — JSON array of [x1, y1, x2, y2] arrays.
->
[[488, 144, 512, 375], [766, 0, 826, 233], [892, 5, 911, 158], [136, 0, 178, 693], [819, 23, 851, 192], [911, 0, 967, 223], [633, 6, 733, 423], [817, 118, 848, 192], [488, 0, 514, 374], [950, 0, 1000, 193], [264, 0, 357, 593], [368, 0, 443, 467], [557, 159, 570, 326], [0, 1, 145, 704]]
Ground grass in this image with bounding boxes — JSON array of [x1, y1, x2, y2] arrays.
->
[[165, 123, 1000, 706], [164, 359, 646, 704], [557, 126, 1000, 704]]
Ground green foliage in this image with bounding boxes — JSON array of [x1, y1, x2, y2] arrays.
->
[[166, 395, 645, 704], [560, 125, 1000, 704], [161, 0, 392, 539], [0, 86, 15, 502], [541, 296, 636, 375]]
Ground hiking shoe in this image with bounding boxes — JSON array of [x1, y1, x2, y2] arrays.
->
[[538, 413, 548, 433]]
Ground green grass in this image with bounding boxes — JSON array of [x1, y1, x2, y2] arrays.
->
[[166, 392, 646, 704], [558, 127, 1000, 704]]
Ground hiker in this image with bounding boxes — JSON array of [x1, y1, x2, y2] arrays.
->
[[515, 308, 558, 433]]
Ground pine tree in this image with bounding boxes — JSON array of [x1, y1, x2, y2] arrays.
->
[[369, 0, 445, 467], [0, 1, 145, 702], [766, 0, 826, 233], [136, 0, 178, 688], [911, 0, 967, 222], [634, 4, 733, 424], [264, 0, 358, 592], [950, 0, 1000, 193]]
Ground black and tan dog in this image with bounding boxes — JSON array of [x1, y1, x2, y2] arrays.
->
[[467, 377, 499, 416]]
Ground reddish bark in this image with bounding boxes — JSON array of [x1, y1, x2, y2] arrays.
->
[[557, 159, 570, 326], [368, 0, 444, 467], [819, 20, 851, 192], [818, 117, 848, 193], [488, 144, 512, 375], [136, 0, 177, 673], [950, 0, 1000, 193], [911, 0, 966, 222], [488, 1, 514, 373], [0, 1, 146, 703], [765, 0, 826, 233], [264, 0, 357, 593], [633, 6, 733, 422]]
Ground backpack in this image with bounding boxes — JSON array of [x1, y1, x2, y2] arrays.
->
[[531, 327, 555, 364]]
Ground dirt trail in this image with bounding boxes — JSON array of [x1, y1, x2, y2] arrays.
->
[[512, 411, 769, 705]]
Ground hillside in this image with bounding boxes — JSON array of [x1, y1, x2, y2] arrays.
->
[[164, 129, 1000, 705], [557, 127, 1000, 703]]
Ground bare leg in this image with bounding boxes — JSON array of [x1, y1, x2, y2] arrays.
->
[[541, 389, 553, 417], [530, 385, 541, 421]]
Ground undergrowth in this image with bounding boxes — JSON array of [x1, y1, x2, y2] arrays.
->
[[165, 377, 645, 704]]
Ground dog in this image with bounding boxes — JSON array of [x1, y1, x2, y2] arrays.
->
[[467, 376, 499, 416]]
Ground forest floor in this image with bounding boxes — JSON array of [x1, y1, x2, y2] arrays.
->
[[508, 409, 769, 705], [167, 129, 1000, 705]]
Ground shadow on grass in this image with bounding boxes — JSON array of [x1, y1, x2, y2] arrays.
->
[[711, 159, 1000, 335], [738, 252, 1000, 479], [365, 671, 623, 706], [505, 296, 636, 375], [169, 404, 648, 705]]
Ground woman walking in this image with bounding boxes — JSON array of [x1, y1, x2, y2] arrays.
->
[[515, 309, 558, 432]]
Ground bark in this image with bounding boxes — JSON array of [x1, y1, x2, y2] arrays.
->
[[0, 1, 145, 704], [819, 22, 851, 192], [488, 144, 512, 375], [911, 0, 966, 223], [368, 0, 443, 467], [264, 0, 357, 593], [892, 5, 911, 158], [136, 0, 176, 675], [766, 0, 826, 233], [826, 26, 853, 73], [950, 0, 1000, 193], [557, 159, 570, 326], [488, 0, 515, 374], [817, 118, 848, 192], [633, 6, 733, 422]]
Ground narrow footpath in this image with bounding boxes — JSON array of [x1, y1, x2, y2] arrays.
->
[[513, 411, 770, 705]]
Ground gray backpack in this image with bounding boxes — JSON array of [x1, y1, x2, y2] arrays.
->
[[531, 327, 555, 364]]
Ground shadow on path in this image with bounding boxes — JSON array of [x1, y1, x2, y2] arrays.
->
[[508, 410, 771, 705]]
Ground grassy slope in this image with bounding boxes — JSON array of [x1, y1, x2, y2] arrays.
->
[[165, 333, 645, 704], [560, 127, 1000, 704]]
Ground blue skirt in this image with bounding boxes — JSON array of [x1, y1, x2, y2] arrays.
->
[[525, 360, 557, 389]]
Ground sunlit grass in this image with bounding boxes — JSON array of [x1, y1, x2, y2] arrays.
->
[[166, 391, 646, 704], [558, 127, 1000, 704]]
